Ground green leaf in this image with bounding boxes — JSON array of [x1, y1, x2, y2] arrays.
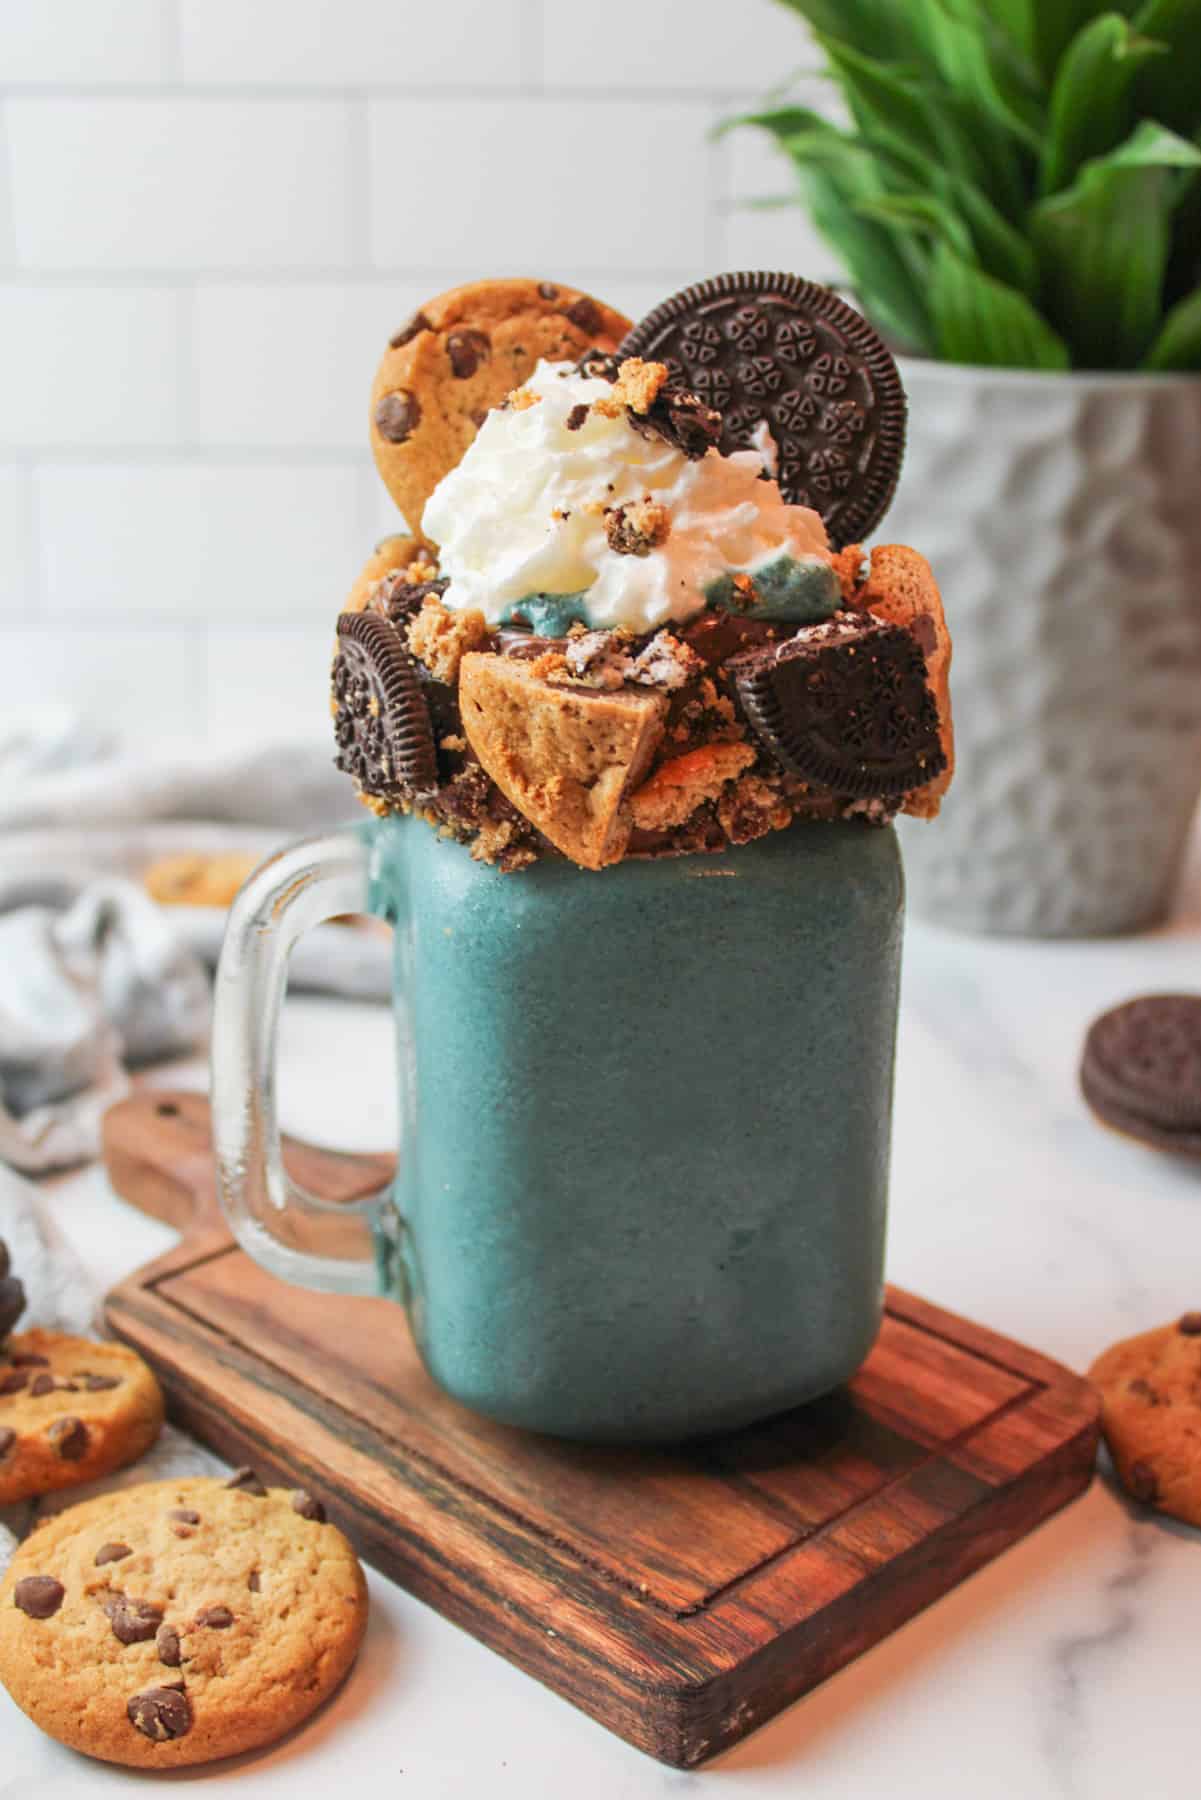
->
[[1033, 120, 1201, 365], [771, 0, 926, 61], [941, 171, 1040, 292], [855, 191, 978, 261], [1133, 0, 1201, 131], [1144, 284, 1201, 367], [1042, 15, 1167, 194], [724, 108, 936, 352], [814, 31, 1029, 220], [910, 0, 1045, 149], [928, 241, 1071, 365], [1033, 0, 1135, 82]]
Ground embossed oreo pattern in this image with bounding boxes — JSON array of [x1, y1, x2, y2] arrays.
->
[[731, 617, 945, 797], [332, 611, 439, 802], [618, 273, 906, 546]]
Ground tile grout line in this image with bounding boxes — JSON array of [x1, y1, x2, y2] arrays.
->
[[0, 98, 15, 268], [21, 460, 40, 616], [346, 92, 372, 270], [521, 0, 544, 91], [161, 0, 184, 84], [0, 81, 769, 103], [0, 266, 718, 288], [173, 282, 195, 444]]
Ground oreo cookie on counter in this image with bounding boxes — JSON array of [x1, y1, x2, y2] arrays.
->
[[618, 272, 906, 546], [729, 613, 945, 799], [1081, 995, 1201, 1157], [332, 611, 440, 803]]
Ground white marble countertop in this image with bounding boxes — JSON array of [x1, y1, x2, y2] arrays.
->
[[4, 847, 1201, 1798]]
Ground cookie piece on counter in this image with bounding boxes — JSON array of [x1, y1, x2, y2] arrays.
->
[[1090, 1315, 1201, 1523], [459, 651, 666, 870], [1081, 995, 1201, 1157], [0, 1329, 164, 1505], [0, 1474, 367, 1768], [843, 544, 954, 817], [143, 853, 258, 911], [370, 278, 630, 538]]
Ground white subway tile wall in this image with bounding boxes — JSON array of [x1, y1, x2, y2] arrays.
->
[[0, 0, 833, 747]]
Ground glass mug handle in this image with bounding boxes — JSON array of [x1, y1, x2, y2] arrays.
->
[[210, 830, 400, 1297]]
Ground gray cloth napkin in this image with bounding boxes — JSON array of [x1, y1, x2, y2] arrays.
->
[[0, 876, 211, 1173], [0, 1165, 226, 1577], [0, 718, 390, 1173]]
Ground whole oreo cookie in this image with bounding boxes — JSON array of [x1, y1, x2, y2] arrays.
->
[[618, 272, 906, 546], [729, 613, 945, 798], [332, 612, 439, 803], [1081, 995, 1201, 1156]]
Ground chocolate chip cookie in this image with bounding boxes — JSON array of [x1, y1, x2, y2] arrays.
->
[[143, 852, 258, 911], [370, 278, 630, 538], [343, 531, 434, 615], [0, 1473, 368, 1767], [1090, 1314, 1201, 1523], [0, 1329, 164, 1505]]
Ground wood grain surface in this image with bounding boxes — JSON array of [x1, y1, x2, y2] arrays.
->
[[102, 1090, 1100, 1768]]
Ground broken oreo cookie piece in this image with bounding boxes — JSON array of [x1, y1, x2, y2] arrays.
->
[[730, 613, 945, 799]]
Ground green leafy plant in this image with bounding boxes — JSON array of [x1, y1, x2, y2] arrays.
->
[[727, 0, 1201, 369]]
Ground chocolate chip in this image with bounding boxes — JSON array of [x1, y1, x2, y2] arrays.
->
[[0, 1426, 14, 1459], [82, 1373, 121, 1391], [565, 295, 602, 334], [127, 1686, 193, 1743], [291, 1489, 326, 1523], [565, 403, 589, 432], [374, 390, 421, 444], [11, 1352, 49, 1368], [48, 1416, 88, 1461], [0, 1369, 29, 1395], [156, 1623, 182, 1667], [224, 1466, 267, 1496], [1179, 1313, 1201, 1335], [95, 1542, 132, 1566], [248, 1570, 261, 1593], [0, 1274, 25, 1341], [195, 1605, 233, 1629], [446, 329, 489, 379], [537, 282, 559, 300], [29, 1373, 54, 1397], [168, 1508, 201, 1525], [14, 1576, 64, 1619], [1127, 1459, 1160, 1503], [389, 310, 431, 349], [105, 1594, 164, 1644]]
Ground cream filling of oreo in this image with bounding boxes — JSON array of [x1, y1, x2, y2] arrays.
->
[[422, 359, 833, 634]]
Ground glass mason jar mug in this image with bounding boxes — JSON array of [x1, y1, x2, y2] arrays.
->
[[211, 814, 904, 1443]]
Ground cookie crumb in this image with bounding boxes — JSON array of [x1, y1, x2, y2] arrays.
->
[[611, 357, 669, 415], [628, 741, 756, 832], [604, 498, 671, 557], [407, 596, 491, 685], [507, 387, 541, 412]]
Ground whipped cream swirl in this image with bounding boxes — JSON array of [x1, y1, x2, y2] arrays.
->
[[421, 360, 835, 634]]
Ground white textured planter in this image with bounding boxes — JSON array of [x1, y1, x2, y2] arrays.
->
[[886, 361, 1201, 937]]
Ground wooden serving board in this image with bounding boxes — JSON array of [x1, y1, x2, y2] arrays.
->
[[102, 1090, 1099, 1769]]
